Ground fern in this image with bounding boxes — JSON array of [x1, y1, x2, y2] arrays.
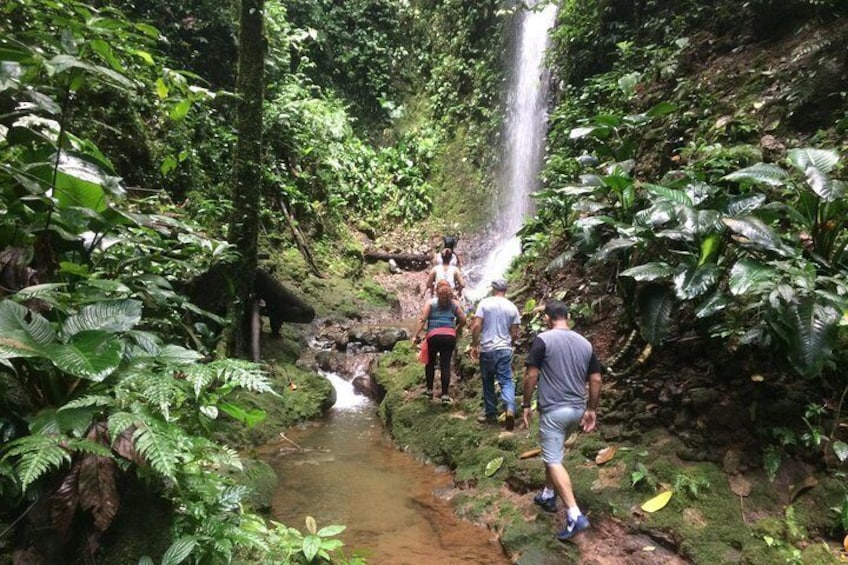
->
[[59, 395, 114, 411], [2, 435, 72, 489], [68, 438, 115, 458], [211, 359, 275, 394], [133, 422, 179, 478]]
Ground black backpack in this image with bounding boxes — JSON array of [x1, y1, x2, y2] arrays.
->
[[443, 235, 458, 250]]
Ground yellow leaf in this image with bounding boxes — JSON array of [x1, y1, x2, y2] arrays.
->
[[641, 490, 673, 513], [595, 446, 617, 465]]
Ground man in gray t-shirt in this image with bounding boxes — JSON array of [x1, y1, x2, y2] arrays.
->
[[522, 300, 602, 542], [470, 279, 521, 430]]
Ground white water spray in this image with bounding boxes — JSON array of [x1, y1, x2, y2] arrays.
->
[[320, 370, 370, 411], [468, 2, 558, 297]]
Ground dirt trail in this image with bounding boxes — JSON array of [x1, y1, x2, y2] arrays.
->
[[368, 265, 692, 564]]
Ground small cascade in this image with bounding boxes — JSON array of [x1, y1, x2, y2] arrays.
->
[[468, 1, 558, 296], [319, 370, 371, 411]]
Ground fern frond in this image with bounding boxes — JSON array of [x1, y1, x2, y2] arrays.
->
[[133, 423, 178, 479], [2, 435, 72, 489], [68, 439, 114, 458], [60, 395, 114, 411], [107, 411, 139, 442], [186, 359, 274, 395]]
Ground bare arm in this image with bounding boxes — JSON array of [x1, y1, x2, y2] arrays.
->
[[424, 271, 435, 297], [522, 366, 539, 428], [454, 269, 466, 295], [411, 302, 431, 343], [454, 300, 467, 336], [469, 316, 482, 360], [581, 372, 602, 432]]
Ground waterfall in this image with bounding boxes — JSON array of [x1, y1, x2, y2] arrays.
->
[[320, 370, 370, 411], [468, 1, 558, 296]]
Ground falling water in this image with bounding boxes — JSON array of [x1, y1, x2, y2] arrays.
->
[[469, 1, 558, 295]]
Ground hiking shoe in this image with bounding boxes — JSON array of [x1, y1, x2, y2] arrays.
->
[[477, 414, 497, 424], [556, 514, 590, 541], [504, 410, 515, 431], [441, 395, 452, 404], [423, 390, 433, 400], [533, 493, 557, 513]]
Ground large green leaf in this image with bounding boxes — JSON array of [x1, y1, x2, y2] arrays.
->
[[44, 330, 122, 381], [694, 291, 730, 318], [160, 537, 197, 565], [726, 194, 766, 216], [722, 163, 788, 187], [728, 258, 775, 296], [61, 299, 142, 338], [638, 284, 675, 345], [788, 148, 839, 175], [673, 264, 719, 300], [722, 216, 785, 254], [0, 300, 56, 358], [620, 262, 675, 282], [771, 297, 840, 378], [642, 183, 693, 206]]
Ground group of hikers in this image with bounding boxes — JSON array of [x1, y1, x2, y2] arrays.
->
[[408, 235, 603, 542]]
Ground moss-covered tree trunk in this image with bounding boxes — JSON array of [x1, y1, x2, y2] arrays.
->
[[228, 0, 265, 357]]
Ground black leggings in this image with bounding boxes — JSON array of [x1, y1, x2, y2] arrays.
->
[[425, 334, 456, 395]]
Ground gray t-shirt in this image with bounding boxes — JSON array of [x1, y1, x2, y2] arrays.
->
[[525, 328, 601, 412], [475, 296, 520, 352]]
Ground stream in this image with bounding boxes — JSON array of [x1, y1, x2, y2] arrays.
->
[[262, 373, 510, 564]]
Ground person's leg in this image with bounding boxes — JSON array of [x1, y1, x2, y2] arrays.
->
[[479, 352, 497, 418], [437, 336, 456, 397], [424, 338, 436, 394], [539, 407, 587, 534], [494, 349, 515, 413]]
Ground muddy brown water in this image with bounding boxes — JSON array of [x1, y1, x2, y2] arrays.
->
[[261, 374, 509, 565]]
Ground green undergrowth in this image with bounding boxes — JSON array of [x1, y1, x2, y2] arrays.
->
[[372, 343, 842, 563]]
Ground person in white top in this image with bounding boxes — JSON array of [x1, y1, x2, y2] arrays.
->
[[433, 235, 462, 267], [470, 278, 521, 430], [425, 249, 466, 297]]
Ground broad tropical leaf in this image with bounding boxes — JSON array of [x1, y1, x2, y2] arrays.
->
[[61, 299, 142, 337], [642, 183, 693, 206], [78, 452, 119, 532], [638, 284, 675, 345], [484, 456, 504, 477], [620, 262, 675, 282], [788, 148, 839, 175], [728, 258, 775, 296], [44, 330, 122, 381], [725, 194, 766, 216], [156, 344, 203, 365], [673, 264, 719, 300], [161, 537, 197, 565], [771, 297, 839, 378], [592, 238, 637, 262], [694, 291, 730, 318], [722, 216, 785, 254], [0, 300, 56, 358], [723, 163, 788, 187], [545, 249, 576, 273]]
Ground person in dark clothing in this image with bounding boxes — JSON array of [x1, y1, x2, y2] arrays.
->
[[522, 300, 602, 541], [411, 280, 467, 403]]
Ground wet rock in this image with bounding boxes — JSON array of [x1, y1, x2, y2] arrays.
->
[[352, 375, 375, 398], [377, 327, 408, 351], [760, 134, 786, 162], [723, 449, 743, 475], [348, 326, 378, 347], [315, 350, 332, 371], [687, 387, 720, 409]]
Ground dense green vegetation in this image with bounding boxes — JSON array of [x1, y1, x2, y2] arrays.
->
[[1, 0, 847, 562]]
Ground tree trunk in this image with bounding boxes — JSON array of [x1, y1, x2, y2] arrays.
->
[[227, 0, 265, 357], [363, 250, 432, 270]]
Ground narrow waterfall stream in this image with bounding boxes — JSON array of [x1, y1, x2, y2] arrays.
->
[[469, 1, 558, 292], [263, 373, 509, 564]]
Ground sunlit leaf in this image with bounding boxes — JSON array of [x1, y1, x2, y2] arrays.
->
[[722, 216, 785, 254], [833, 441, 848, 462], [641, 490, 673, 513], [620, 262, 675, 282], [595, 446, 617, 465], [484, 456, 504, 477], [44, 331, 122, 381], [161, 537, 197, 565], [723, 163, 788, 187]]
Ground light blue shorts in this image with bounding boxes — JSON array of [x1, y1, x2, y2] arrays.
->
[[539, 406, 584, 464]]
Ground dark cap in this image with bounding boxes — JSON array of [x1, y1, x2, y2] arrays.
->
[[491, 279, 508, 291]]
